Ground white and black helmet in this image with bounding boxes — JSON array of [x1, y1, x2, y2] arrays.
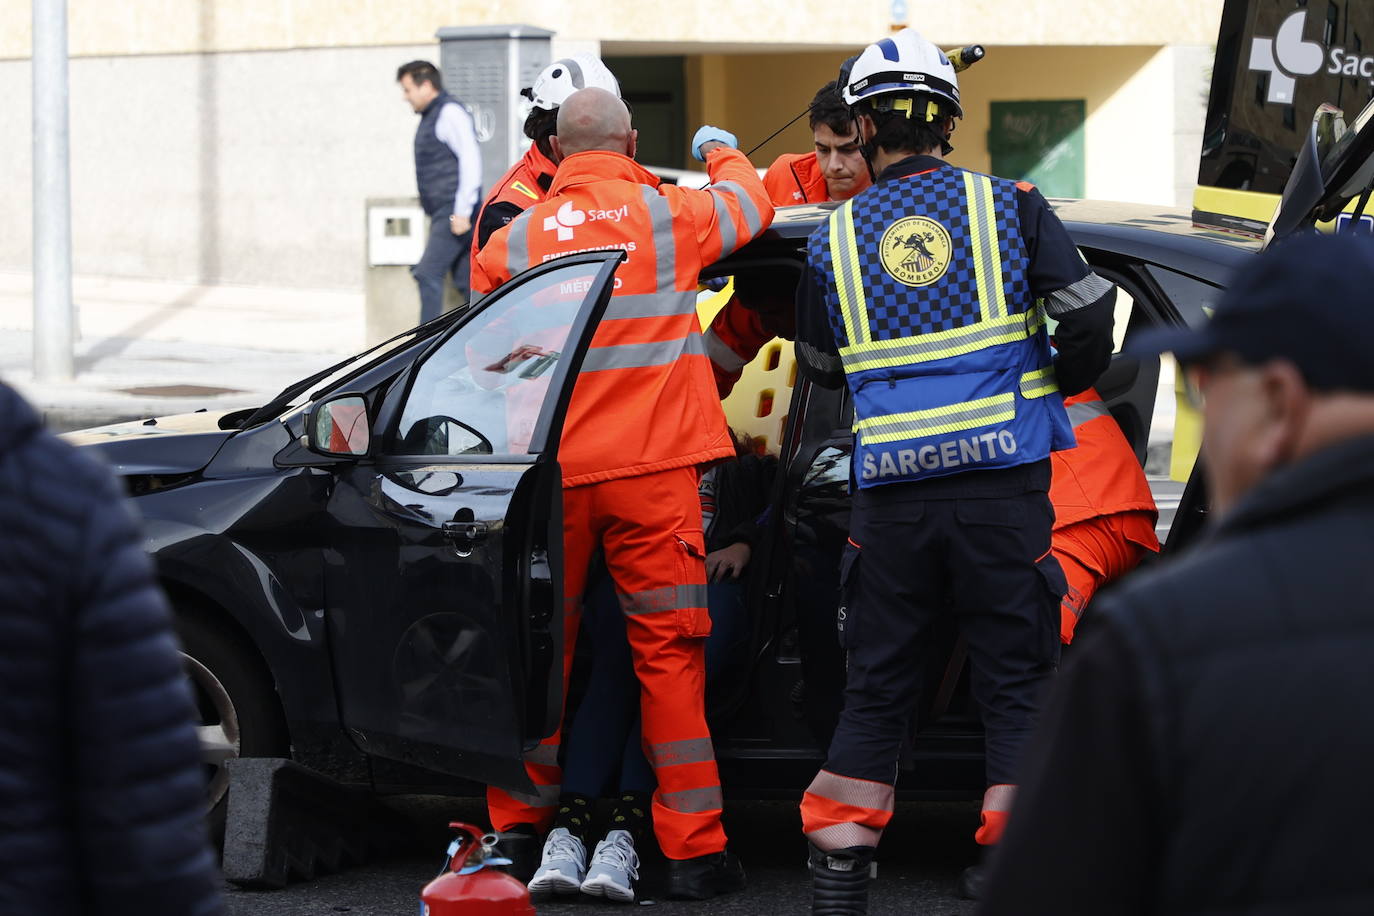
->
[[842, 28, 962, 119], [526, 55, 621, 111]]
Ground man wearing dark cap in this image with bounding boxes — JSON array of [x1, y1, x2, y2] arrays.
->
[[979, 232, 1374, 916]]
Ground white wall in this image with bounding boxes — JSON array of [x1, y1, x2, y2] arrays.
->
[[1084, 44, 1212, 207], [1, 43, 434, 289]]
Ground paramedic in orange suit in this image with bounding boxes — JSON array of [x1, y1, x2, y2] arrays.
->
[[1050, 387, 1159, 643], [474, 87, 774, 900], [706, 80, 870, 397]]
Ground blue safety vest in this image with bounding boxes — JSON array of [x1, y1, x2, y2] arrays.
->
[[809, 165, 1075, 488]]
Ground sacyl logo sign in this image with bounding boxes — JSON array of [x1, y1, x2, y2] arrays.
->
[[544, 201, 586, 241], [542, 200, 631, 241], [1251, 10, 1374, 105], [1249, 11, 1324, 105]]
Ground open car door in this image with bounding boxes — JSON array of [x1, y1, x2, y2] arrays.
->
[[1266, 95, 1374, 244], [321, 251, 624, 794]]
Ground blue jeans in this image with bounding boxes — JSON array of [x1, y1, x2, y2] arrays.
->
[[561, 573, 748, 798]]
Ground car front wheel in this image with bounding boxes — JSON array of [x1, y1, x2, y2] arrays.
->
[[176, 610, 289, 838]]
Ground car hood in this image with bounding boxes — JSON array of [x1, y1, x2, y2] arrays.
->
[[64, 410, 237, 476]]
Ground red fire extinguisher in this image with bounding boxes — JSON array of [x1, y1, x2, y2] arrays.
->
[[420, 821, 536, 915]]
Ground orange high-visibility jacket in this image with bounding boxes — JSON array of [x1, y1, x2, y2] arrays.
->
[[471, 143, 558, 257], [763, 152, 831, 206], [1049, 388, 1159, 530], [474, 147, 775, 487], [761, 151, 871, 206]]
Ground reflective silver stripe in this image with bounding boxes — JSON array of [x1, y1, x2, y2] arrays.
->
[[1019, 366, 1058, 400], [640, 185, 677, 292], [581, 332, 703, 373], [1066, 397, 1110, 428], [831, 202, 869, 347], [981, 783, 1016, 813], [647, 737, 716, 768], [806, 822, 884, 852], [805, 769, 895, 813], [526, 744, 560, 767], [839, 310, 1039, 372], [509, 782, 561, 808], [602, 291, 700, 321], [711, 180, 765, 240], [964, 172, 1007, 320], [703, 327, 748, 372], [660, 785, 723, 814], [1046, 271, 1113, 315], [710, 188, 737, 257], [504, 208, 533, 279], [856, 393, 1015, 446], [619, 583, 709, 616]]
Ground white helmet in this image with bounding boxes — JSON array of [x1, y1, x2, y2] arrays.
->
[[842, 29, 962, 119], [527, 55, 621, 111]]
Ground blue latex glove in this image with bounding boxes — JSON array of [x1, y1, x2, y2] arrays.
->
[[691, 125, 738, 162]]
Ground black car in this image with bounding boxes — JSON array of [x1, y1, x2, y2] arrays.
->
[[65, 196, 1260, 833]]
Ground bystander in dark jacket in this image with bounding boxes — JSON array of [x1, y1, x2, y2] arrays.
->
[[0, 382, 223, 915], [980, 233, 1374, 916]]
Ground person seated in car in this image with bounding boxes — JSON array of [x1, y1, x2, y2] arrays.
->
[[1051, 385, 1160, 643], [703, 271, 800, 398], [526, 430, 777, 903]]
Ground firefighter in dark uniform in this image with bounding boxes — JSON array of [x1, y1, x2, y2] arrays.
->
[[794, 29, 1116, 914]]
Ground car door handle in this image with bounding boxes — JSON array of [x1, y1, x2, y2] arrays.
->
[[442, 520, 489, 545]]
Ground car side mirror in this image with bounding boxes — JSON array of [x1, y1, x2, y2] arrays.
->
[[305, 394, 371, 458]]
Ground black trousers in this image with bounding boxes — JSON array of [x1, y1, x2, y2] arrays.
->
[[824, 484, 1064, 787]]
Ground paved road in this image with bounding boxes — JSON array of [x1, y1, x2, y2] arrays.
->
[[224, 798, 982, 915]]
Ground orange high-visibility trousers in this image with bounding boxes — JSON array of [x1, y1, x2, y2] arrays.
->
[[1054, 510, 1158, 643], [487, 466, 728, 860]]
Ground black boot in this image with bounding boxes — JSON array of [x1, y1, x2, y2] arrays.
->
[[809, 843, 874, 915], [665, 848, 747, 899], [493, 823, 541, 884], [956, 846, 993, 900]]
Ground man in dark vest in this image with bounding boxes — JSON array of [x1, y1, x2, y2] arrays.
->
[[981, 233, 1374, 916], [794, 27, 1115, 913], [397, 60, 482, 321]]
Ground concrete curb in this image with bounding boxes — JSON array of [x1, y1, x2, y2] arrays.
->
[[223, 758, 411, 890]]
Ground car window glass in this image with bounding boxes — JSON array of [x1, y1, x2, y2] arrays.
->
[[1143, 265, 1224, 327], [388, 262, 601, 456]]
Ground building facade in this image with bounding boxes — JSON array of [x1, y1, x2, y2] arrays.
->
[[1, 0, 1222, 291]]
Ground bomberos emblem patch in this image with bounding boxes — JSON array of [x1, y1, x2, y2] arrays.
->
[[880, 216, 952, 287]]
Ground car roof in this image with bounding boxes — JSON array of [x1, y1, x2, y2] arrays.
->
[[755, 197, 1258, 286]]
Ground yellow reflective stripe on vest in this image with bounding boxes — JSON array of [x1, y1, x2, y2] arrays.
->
[[839, 309, 1044, 373], [1019, 366, 1059, 399], [963, 172, 1007, 320], [855, 392, 1016, 445], [829, 201, 869, 347]]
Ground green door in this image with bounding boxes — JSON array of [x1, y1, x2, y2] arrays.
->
[[988, 99, 1086, 198], [604, 55, 687, 170]]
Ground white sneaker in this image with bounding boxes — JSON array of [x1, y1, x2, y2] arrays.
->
[[580, 829, 640, 903], [527, 827, 587, 897]]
